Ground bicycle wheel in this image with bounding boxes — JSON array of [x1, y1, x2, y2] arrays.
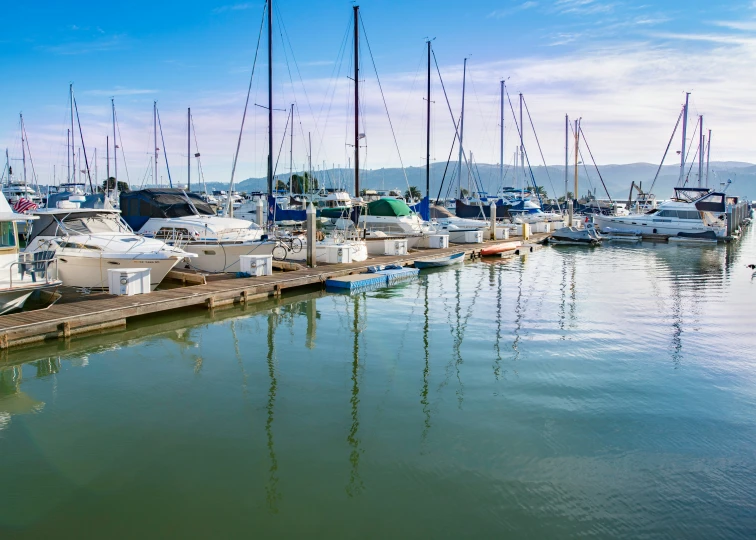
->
[[272, 244, 287, 261], [290, 237, 303, 253]]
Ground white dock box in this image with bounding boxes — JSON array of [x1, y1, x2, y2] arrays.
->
[[495, 227, 510, 240], [321, 244, 352, 264], [422, 234, 449, 249], [240, 254, 273, 276], [108, 268, 151, 296], [383, 239, 408, 255], [448, 230, 483, 244]]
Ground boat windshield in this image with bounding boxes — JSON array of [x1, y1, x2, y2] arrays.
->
[[645, 209, 659, 215], [62, 214, 130, 234]]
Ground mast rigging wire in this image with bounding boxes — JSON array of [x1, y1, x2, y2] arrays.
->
[[522, 97, 561, 213], [72, 95, 95, 193], [113, 105, 131, 186], [155, 106, 173, 188], [228, 1, 267, 212], [578, 125, 613, 204], [431, 50, 476, 196], [502, 84, 541, 204], [647, 108, 683, 196]]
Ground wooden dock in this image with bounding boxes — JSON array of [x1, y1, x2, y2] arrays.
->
[[0, 234, 548, 350]]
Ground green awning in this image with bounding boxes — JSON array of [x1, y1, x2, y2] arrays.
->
[[366, 198, 412, 217]]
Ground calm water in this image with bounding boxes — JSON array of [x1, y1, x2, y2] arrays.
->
[[1, 229, 755, 538]]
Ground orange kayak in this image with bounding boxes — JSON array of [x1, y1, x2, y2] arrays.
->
[[480, 241, 522, 257]]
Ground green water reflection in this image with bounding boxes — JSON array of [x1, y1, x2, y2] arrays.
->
[[1, 233, 755, 538]]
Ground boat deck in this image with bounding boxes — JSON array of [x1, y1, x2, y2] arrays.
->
[[0, 234, 548, 350]]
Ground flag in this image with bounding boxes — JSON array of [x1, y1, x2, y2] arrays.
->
[[14, 198, 38, 214]]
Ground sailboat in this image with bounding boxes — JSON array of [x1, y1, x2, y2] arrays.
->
[[48, 85, 106, 211]]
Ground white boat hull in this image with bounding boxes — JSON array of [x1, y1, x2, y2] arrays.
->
[[180, 242, 278, 273], [594, 215, 724, 238], [55, 254, 181, 290]]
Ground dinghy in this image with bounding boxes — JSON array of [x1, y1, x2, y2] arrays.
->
[[413, 252, 465, 269], [480, 241, 522, 257]]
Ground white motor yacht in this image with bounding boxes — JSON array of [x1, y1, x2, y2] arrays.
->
[[358, 198, 436, 248], [24, 204, 193, 290], [593, 188, 727, 239], [0, 194, 61, 314], [121, 188, 280, 273]]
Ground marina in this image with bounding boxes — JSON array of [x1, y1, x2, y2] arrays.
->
[[2, 0, 756, 537]]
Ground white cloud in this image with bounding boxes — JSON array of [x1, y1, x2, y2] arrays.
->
[[212, 3, 252, 14], [552, 0, 616, 15], [713, 20, 756, 31], [488, 2, 539, 18], [83, 88, 157, 97], [10, 31, 756, 186]]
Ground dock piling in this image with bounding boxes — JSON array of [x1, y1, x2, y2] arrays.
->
[[490, 202, 497, 240], [306, 203, 317, 268]]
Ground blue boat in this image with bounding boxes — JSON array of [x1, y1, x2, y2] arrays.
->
[[413, 252, 465, 269]]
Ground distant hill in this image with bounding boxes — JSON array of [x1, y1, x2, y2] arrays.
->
[[201, 161, 756, 201]]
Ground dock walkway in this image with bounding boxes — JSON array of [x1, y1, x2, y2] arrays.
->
[[0, 235, 547, 350]]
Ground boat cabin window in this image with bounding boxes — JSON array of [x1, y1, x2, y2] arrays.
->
[[155, 227, 192, 238], [62, 214, 130, 234], [55, 241, 102, 251], [0, 222, 16, 250], [656, 210, 701, 220]]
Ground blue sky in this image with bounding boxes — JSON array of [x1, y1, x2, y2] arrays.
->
[[1, 0, 755, 186]]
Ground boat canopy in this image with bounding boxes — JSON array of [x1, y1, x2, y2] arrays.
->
[[673, 187, 711, 202], [366, 198, 412, 217], [27, 210, 128, 243], [694, 192, 727, 213], [430, 205, 454, 219], [120, 189, 214, 231]]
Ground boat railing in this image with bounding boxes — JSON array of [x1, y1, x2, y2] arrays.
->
[[12, 253, 59, 288]]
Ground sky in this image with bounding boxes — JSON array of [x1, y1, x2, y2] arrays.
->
[[1, 0, 755, 188]]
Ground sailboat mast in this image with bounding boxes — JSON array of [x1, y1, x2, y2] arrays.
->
[[574, 119, 580, 202], [353, 5, 360, 197], [267, 0, 273, 197], [457, 58, 467, 198], [20, 114, 27, 185], [426, 40, 431, 201], [308, 131, 312, 195], [564, 114, 568, 199], [289, 104, 294, 196], [679, 92, 690, 184], [70, 84, 75, 183], [519, 93, 524, 189], [153, 101, 158, 185], [187, 108, 191, 190], [106, 136, 110, 183], [112, 98, 117, 184], [698, 115, 703, 188], [67, 129, 70, 184], [706, 129, 712, 187], [499, 80, 504, 187]]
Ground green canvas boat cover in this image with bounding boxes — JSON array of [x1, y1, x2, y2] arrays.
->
[[366, 198, 412, 217]]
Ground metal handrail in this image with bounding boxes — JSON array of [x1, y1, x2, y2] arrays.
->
[[9, 256, 59, 288]]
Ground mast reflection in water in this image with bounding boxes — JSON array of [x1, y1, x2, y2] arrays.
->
[[0, 234, 753, 538]]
